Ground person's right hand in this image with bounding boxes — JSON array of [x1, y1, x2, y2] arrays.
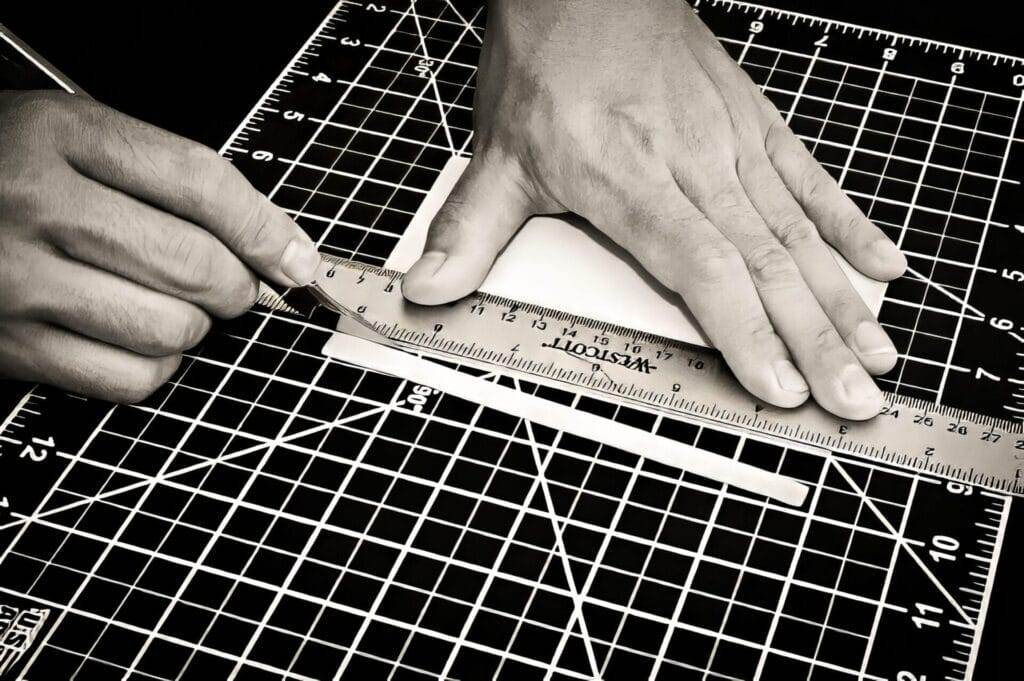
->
[[0, 91, 321, 402]]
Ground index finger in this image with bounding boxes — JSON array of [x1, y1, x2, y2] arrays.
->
[[57, 98, 321, 288]]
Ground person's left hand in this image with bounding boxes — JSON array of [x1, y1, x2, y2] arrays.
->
[[401, 0, 905, 420]]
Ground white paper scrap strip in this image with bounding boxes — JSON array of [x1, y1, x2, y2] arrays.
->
[[323, 332, 810, 507]]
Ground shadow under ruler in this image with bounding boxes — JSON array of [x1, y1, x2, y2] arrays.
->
[[0, 1, 1021, 680]]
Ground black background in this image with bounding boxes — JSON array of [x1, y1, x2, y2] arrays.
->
[[1, 2, 1020, 678], [2, 2, 1021, 150]]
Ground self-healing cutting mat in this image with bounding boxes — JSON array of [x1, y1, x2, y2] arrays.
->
[[1, 2, 1022, 679]]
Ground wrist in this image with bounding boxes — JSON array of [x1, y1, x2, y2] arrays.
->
[[489, 0, 626, 29], [487, 0, 692, 50]]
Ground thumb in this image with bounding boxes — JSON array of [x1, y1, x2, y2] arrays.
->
[[402, 157, 533, 305]]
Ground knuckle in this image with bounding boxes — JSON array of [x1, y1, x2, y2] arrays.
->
[[168, 234, 256, 320], [706, 189, 747, 214], [745, 242, 797, 284], [560, 101, 605, 147], [690, 242, 743, 284], [674, 211, 709, 234], [774, 218, 818, 249], [832, 213, 865, 245], [112, 380, 153, 405], [800, 166, 835, 203], [235, 197, 276, 254], [744, 316, 778, 343], [674, 126, 706, 157], [606, 106, 663, 158], [170, 233, 220, 294], [218, 270, 259, 318], [621, 191, 669, 228], [121, 356, 180, 404], [131, 307, 170, 355], [173, 308, 211, 351], [761, 116, 786, 148], [812, 324, 844, 352], [176, 144, 230, 212], [824, 289, 863, 320], [678, 109, 735, 158], [132, 303, 193, 355]]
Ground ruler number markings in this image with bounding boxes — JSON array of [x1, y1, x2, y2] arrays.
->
[[316, 259, 1024, 495]]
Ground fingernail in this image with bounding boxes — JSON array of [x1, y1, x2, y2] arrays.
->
[[773, 360, 809, 394], [873, 239, 907, 268], [851, 321, 897, 357], [404, 251, 449, 292], [280, 237, 321, 287], [839, 364, 884, 408], [408, 251, 448, 279]]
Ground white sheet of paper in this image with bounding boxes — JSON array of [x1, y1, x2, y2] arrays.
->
[[386, 156, 887, 346]]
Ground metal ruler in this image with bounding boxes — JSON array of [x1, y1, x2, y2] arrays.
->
[[312, 256, 1024, 496]]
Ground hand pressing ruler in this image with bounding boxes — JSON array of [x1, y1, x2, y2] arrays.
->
[[312, 256, 1024, 495]]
